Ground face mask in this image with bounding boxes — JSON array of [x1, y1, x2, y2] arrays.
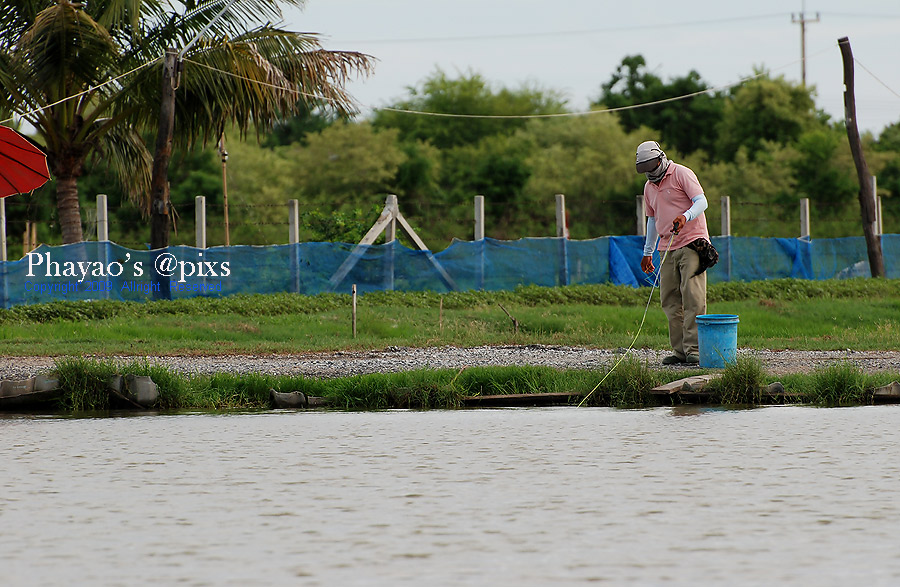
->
[[645, 154, 669, 183]]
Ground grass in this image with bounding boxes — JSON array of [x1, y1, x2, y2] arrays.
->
[[1, 278, 899, 355], [34, 355, 899, 413], [707, 356, 767, 405], [3, 277, 900, 413]]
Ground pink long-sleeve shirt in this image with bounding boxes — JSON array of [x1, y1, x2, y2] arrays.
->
[[644, 162, 710, 251]]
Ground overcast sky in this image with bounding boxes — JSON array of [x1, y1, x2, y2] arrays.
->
[[285, 0, 900, 137]]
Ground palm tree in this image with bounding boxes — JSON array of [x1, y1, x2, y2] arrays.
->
[[0, 0, 373, 244]]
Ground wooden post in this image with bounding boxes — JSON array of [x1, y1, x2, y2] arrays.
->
[[23, 221, 37, 255], [0, 198, 6, 262], [720, 195, 731, 236], [288, 199, 300, 244], [97, 194, 109, 241], [800, 198, 810, 238], [474, 195, 485, 240], [839, 36, 884, 277], [195, 196, 206, 248], [0, 198, 6, 309], [351, 284, 357, 338], [218, 134, 230, 246], [636, 194, 646, 236]]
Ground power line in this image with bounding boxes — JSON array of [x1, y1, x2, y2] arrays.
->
[[331, 13, 786, 45]]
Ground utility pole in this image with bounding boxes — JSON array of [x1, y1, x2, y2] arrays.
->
[[150, 48, 179, 250], [792, 2, 820, 86], [148, 48, 179, 300]]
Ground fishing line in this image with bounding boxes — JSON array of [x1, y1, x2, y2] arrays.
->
[[577, 232, 676, 407]]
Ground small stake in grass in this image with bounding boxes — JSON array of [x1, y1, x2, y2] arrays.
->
[[497, 303, 519, 334], [439, 296, 443, 334], [352, 284, 357, 339]]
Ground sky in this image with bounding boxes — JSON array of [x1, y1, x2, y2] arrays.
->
[[283, 0, 900, 137]]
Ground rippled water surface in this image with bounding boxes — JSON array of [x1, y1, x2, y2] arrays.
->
[[3, 406, 900, 586]]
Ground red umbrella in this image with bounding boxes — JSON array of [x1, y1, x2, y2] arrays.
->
[[0, 126, 51, 198]]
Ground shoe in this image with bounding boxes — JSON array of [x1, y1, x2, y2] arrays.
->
[[662, 355, 685, 365], [685, 354, 700, 365]]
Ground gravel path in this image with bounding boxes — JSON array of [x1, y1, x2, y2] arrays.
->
[[3, 346, 900, 381]]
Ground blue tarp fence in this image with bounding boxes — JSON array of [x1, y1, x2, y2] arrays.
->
[[2, 235, 897, 308]]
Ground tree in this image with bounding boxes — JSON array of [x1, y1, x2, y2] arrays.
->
[[716, 72, 822, 162], [261, 100, 346, 148], [873, 122, 900, 208], [595, 55, 724, 157], [520, 113, 647, 238], [281, 121, 407, 207], [0, 0, 374, 244], [373, 69, 568, 150], [791, 127, 858, 212]]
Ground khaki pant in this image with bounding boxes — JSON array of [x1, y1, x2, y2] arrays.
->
[[659, 246, 707, 358]]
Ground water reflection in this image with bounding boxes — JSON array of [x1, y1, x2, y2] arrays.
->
[[2, 406, 900, 586]]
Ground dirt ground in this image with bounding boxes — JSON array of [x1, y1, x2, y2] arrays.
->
[[3, 346, 899, 381]]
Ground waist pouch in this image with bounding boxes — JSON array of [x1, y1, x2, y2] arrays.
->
[[685, 238, 718, 276]]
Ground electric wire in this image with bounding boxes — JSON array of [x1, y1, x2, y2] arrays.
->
[[0, 58, 160, 127], [335, 13, 787, 45], [854, 57, 900, 100]]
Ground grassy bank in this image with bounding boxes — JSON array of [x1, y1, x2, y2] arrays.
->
[[1, 278, 899, 355], [46, 355, 900, 413]]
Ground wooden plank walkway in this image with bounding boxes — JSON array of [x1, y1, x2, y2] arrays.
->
[[650, 375, 720, 396]]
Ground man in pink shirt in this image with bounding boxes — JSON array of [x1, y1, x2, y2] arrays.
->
[[637, 140, 711, 365]]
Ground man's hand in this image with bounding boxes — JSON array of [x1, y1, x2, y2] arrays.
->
[[641, 255, 655, 274], [672, 214, 687, 234]]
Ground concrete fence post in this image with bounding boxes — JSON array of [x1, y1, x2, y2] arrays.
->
[[195, 196, 206, 248], [800, 198, 811, 238], [555, 193, 568, 238], [873, 176, 882, 236], [288, 199, 301, 294], [636, 194, 646, 236], [555, 193, 569, 286], [288, 199, 300, 244], [721, 195, 731, 236], [474, 195, 485, 290], [386, 194, 398, 243], [474, 195, 485, 241], [97, 194, 109, 242]]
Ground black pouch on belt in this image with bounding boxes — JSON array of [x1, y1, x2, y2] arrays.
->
[[686, 238, 718, 276]]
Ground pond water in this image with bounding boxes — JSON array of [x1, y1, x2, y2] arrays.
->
[[2, 406, 900, 586]]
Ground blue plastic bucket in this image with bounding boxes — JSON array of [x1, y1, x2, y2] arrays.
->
[[696, 314, 739, 368]]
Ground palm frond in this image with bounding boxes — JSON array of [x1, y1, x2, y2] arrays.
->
[[18, 1, 120, 100], [90, 118, 153, 210]]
